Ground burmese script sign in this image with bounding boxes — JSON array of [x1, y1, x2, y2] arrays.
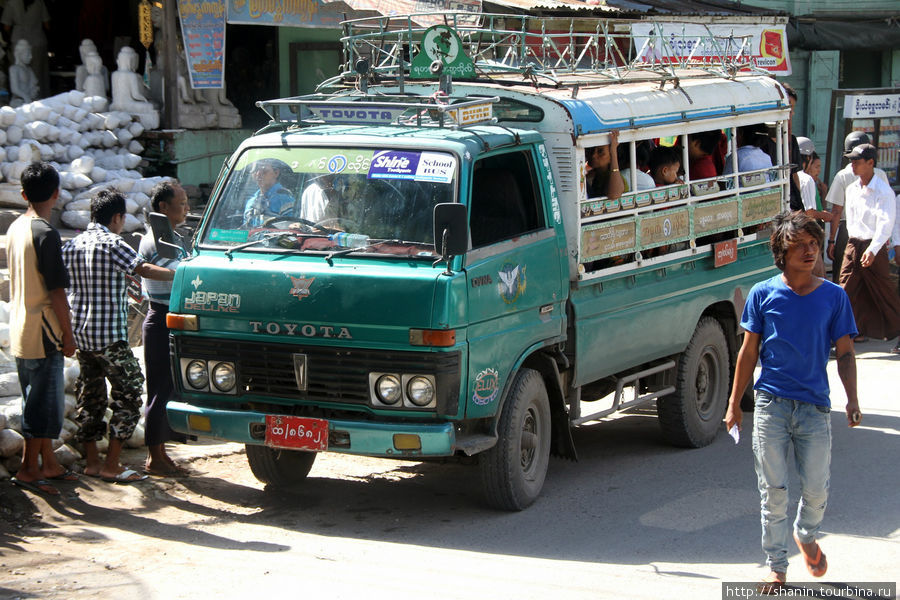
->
[[741, 191, 781, 225], [227, 0, 343, 28], [179, 0, 226, 88], [640, 208, 689, 248], [582, 219, 636, 261], [695, 199, 739, 235]]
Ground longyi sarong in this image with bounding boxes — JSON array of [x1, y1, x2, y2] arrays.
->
[[839, 238, 900, 339]]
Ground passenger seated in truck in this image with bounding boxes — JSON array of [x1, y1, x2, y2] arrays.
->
[[649, 146, 682, 186], [585, 131, 624, 200], [723, 124, 773, 177], [685, 130, 724, 180], [620, 140, 656, 192], [242, 158, 296, 228]]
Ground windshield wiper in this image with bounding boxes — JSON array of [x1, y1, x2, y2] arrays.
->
[[224, 232, 285, 259], [324, 239, 408, 264]]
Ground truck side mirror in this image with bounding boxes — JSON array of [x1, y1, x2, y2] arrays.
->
[[149, 212, 185, 260], [433, 203, 468, 258]]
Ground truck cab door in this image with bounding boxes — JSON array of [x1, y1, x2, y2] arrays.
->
[[463, 147, 566, 418]]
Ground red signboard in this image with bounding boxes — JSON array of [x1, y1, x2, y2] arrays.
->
[[714, 239, 738, 268], [265, 415, 328, 451]]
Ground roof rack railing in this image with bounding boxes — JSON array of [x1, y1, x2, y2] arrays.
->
[[330, 13, 766, 89], [256, 94, 500, 129]]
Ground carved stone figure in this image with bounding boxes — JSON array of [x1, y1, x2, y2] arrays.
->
[[110, 46, 159, 130], [9, 38, 39, 106], [83, 52, 107, 99], [75, 39, 109, 96], [201, 85, 242, 129]]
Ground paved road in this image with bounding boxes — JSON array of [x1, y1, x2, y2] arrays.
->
[[1, 340, 897, 600]]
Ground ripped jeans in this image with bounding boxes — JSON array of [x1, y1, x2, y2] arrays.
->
[[752, 390, 832, 574]]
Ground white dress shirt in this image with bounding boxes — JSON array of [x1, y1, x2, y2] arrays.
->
[[797, 171, 817, 211], [824, 164, 889, 209], [844, 174, 896, 257]]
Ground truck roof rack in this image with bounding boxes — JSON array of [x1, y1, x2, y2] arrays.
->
[[325, 12, 770, 92]]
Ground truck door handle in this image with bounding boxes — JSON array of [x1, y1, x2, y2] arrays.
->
[[539, 304, 553, 315]]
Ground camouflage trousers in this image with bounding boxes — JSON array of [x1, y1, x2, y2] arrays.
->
[[74, 340, 145, 443]]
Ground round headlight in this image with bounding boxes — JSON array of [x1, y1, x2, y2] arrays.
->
[[211, 362, 236, 392], [406, 376, 435, 407], [375, 374, 402, 405], [186, 360, 208, 389]]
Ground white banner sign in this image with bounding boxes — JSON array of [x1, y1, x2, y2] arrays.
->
[[843, 94, 900, 119], [632, 23, 792, 76]]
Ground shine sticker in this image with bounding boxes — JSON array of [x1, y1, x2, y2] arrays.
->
[[473, 368, 500, 406], [498, 263, 526, 304]]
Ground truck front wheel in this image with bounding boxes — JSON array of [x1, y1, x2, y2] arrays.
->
[[658, 317, 729, 448], [479, 368, 551, 511], [245, 444, 317, 486]]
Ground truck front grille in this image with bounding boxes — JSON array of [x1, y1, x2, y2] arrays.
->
[[175, 336, 460, 412]]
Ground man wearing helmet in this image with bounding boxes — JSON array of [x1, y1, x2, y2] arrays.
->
[[825, 131, 889, 284]]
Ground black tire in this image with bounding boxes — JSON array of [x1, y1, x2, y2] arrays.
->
[[658, 317, 730, 448], [245, 444, 317, 486], [480, 368, 551, 511]]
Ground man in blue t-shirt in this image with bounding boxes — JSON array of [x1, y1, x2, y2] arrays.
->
[[726, 211, 861, 592], [242, 158, 295, 228]]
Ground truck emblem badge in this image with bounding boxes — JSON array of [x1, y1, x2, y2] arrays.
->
[[473, 368, 500, 406], [191, 275, 202, 289], [498, 263, 526, 304], [289, 275, 315, 300]]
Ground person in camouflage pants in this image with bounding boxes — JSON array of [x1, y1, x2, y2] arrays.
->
[[63, 190, 174, 483], [73, 340, 145, 444]]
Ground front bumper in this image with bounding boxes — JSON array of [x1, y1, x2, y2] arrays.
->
[[167, 401, 456, 457]]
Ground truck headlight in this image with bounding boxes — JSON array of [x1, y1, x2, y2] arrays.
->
[[406, 376, 435, 407], [211, 362, 236, 392], [186, 360, 209, 389], [375, 374, 402, 405]]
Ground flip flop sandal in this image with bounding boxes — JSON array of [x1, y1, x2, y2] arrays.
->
[[101, 468, 149, 484], [794, 534, 827, 577], [47, 469, 79, 482], [11, 477, 61, 496], [757, 572, 786, 595]]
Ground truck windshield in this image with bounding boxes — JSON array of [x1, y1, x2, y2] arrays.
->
[[200, 147, 457, 256]]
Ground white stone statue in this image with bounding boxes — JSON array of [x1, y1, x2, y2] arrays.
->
[[174, 51, 217, 129], [110, 46, 159, 130], [201, 85, 242, 129], [83, 52, 107, 98], [9, 38, 39, 107], [75, 39, 109, 95]]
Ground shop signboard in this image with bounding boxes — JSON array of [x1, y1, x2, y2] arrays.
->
[[632, 23, 792, 76], [226, 0, 344, 27], [842, 94, 900, 119], [178, 0, 226, 88]]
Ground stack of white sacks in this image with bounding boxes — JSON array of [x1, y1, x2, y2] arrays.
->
[[0, 90, 173, 233], [0, 307, 147, 479]]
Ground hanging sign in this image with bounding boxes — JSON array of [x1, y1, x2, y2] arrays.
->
[[410, 25, 475, 79], [178, 0, 226, 88], [631, 23, 792, 76], [843, 94, 900, 119], [226, 0, 343, 28]]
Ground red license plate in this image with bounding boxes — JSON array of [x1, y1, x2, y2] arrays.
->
[[264, 415, 328, 451]]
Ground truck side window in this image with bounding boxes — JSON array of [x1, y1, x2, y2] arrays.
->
[[470, 151, 544, 247]]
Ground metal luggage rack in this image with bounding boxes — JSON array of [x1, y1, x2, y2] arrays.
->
[[322, 12, 767, 92], [256, 94, 501, 129]]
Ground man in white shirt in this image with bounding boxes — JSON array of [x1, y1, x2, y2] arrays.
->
[[826, 132, 889, 283], [838, 144, 900, 344]]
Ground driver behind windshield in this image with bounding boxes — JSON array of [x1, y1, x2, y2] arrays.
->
[[243, 158, 295, 228]]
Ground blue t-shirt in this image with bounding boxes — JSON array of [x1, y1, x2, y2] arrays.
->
[[243, 182, 295, 227], [740, 275, 857, 407]]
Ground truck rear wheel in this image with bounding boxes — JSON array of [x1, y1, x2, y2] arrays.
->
[[245, 444, 317, 486], [480, 368, 551, 511], [658, 317, 729, 448]]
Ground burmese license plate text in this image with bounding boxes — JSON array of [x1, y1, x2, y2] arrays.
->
[[265, 415, 328, 451]]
